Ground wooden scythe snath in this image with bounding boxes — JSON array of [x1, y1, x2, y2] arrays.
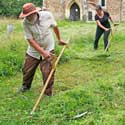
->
[[104, 24, 119, 52], [30, 38, 70, 115]]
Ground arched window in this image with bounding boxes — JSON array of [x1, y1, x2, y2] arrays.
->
[[88, 11, 92, 21], [101, 0, 105, 7]]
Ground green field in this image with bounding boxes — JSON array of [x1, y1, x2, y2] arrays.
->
[[0, 19, 125, 125]]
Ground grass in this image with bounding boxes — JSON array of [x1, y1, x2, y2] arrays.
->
[[0, 19, 125, 125]]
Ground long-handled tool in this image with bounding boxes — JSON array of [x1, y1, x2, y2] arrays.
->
[[30, 38, 69, 115], [104, 23, 119, 52]]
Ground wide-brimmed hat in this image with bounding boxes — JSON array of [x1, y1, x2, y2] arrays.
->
[[19, 3, 41, 18]]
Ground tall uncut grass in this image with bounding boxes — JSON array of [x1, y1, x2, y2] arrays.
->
[[0, 19, 125, 125]]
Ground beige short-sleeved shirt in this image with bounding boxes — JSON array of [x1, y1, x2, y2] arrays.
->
[[22, 11, 57, 59]]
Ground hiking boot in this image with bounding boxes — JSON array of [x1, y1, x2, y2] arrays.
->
[[44, 88, 52, 96]]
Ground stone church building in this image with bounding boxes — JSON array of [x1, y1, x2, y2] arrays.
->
[[43, 0, 125, 22]]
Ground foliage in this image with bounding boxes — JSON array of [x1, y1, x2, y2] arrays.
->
[[0, 0, 43, 17]]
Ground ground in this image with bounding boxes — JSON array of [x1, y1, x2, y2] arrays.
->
[[0, 20, 125, 125]]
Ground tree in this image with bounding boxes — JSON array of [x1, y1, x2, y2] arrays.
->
[[0, 0, 43, 17]]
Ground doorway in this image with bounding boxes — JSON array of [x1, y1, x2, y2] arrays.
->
[[69, 3, 80, 21]]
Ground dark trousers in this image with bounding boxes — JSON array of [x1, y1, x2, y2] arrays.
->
[[22, 51, 55, 95], [94, 28, 110, 49]]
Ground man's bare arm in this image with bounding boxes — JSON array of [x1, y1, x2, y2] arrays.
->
[[27, 39, 52, 58]]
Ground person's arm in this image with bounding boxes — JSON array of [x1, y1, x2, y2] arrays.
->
[[53, 26, 67, 45], [108, 16, 116, 26], [27, 39, 52, 58], [106, 11, 115, 26], [109, 16, 113, 23], [96, 20, 110, 31]]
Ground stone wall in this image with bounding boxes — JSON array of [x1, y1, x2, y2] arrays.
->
[[106, 0, 120, 22], [44, 0, 65, 19], [43, 0, 125, 22], [122, 0, 125, 21]]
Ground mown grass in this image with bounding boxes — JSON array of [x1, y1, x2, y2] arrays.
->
[[0, 19, 125, 125]]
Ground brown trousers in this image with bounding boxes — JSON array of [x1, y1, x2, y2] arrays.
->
[[22, 51, 55, 95]]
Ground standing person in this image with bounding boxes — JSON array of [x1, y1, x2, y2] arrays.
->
[[93, 5, 114, 50], [19, 3, 66, 96]]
